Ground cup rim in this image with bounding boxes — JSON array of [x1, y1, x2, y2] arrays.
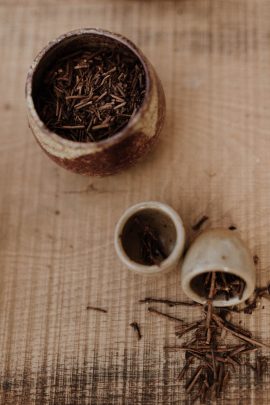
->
[[25, 28, 152, 149], [114, 201, 186, 275]]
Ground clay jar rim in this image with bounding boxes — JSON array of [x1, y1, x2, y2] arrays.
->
[[25, 28, 151, 150], [114, 201, 186, 275]]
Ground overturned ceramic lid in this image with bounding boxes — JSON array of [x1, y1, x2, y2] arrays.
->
[[181, 229, 256, 307]]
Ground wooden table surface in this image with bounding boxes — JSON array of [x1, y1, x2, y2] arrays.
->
[[1, 0, 270, 403]]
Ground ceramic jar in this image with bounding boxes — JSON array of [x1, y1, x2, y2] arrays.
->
[[25, 28, 166, 176]]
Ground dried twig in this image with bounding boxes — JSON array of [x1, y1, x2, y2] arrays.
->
[[130, 322, 142, 340], [86, 306, 107, 313], [192, 215, 209, 231], [148, 307, 186, 324], [139, 298, 200, 307]]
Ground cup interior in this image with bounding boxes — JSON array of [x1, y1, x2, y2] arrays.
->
[[190, 270, 246, 303], [120, 208, 177, 266]]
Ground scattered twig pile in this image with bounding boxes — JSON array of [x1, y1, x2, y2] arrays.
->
[[141, 273, 270, 403]]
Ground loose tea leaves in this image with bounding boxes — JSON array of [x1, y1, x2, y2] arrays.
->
[[37, 47, 146, 142], [156, 301, 267, 402], [169, 302, 268, 402], [199, 271, 246, 301], [143, 284, 270, 402], [139, 280, 270, 404], [133, 216, 167, 266]]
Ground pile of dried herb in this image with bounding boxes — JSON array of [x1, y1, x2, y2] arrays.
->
[[37, 48, 146, 142], [141, 275, 270, 403]]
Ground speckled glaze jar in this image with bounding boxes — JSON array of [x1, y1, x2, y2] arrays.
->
[[25, 28, 166, 176]]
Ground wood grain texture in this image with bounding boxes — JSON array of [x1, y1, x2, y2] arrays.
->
[[1, 0, 270, 403]]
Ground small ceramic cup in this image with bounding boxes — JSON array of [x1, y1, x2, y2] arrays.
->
[[114, 201, 186, 275], [181, 229, 256, 307], [25, 28, 165, 176]]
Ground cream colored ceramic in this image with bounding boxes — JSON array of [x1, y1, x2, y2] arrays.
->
[[181, 229, 256, 307], [25, 28, 165, 176], [114, 201, 185, 275]]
